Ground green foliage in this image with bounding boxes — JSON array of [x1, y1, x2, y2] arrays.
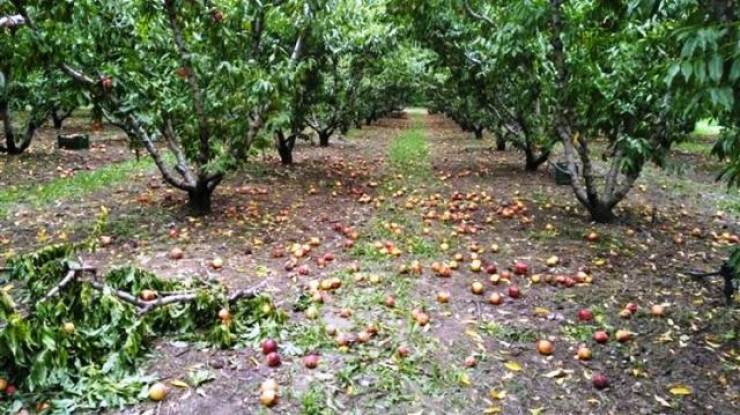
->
[[0, 241, 283, 413]]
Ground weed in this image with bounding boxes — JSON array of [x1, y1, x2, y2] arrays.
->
[[479, 321, 538, 343], [300, 383, 336, 415]]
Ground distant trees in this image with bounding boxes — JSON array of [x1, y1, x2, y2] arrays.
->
[[399, 0, 705, 223], [6, 0, 418, 211]]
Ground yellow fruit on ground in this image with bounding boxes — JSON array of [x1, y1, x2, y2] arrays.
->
[[148, 383, 168, 401]]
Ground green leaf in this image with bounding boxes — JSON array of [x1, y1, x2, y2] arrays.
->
[[708, 54, 722, 82]]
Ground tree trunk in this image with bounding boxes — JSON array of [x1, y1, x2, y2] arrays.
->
[[51, 107, 74, 130], [524, 147, 550, 171], [52, 115, 64, 130], [496, 135, 506, 151], [587, 202, 616, 224], [474, 126, 484, 140], [275, 131, 295, 165], [187, 184, 213, 215], [1, 101, 37, 155], [318, 131, 330, 147]]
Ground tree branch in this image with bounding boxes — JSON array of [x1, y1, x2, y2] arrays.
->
[[464, 1, 495, 27], [163, 0, 211, 169]]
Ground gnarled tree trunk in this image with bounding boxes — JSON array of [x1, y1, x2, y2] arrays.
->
[[275, 130, 296, 165], [187, 182, 214, 215], [1, 100, 43, 155], [318, 130, 331, 147]]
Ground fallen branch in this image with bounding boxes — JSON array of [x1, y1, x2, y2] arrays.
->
[[42, 270, 77, 301], [3, 260, 266, 322]]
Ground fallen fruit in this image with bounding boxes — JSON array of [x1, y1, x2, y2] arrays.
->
[[615, 329, 632, 342], [303, 354, 320, 369], [211, 257, 224, 269], [592, 373, 609, 389], [266, 352, 281, 367], [585, 231, 599, 242], [593, 330, 609, 344], [464, 356, 477, 367], [576, 346, 592, 360], [357, 330, 371, 343], [485, 264, 497, 274], [260, 379, 279, 392], [577, 309, 593, 322], [437, 291, 451, 303], [470, 259, 482, 272], [384, 295, 396, 308], [305, 305, 319, 319], [415, 312, 430, 326], [262, 339, 278, 355], [471, 281, 485, 295], [397, 345, 410, 358], [140, 289, 158, 301], [148, 383, 168, 401], [625, 302, 638, 313], [651, 304, 666, 317], [218, 308, 232, 322], [488, 292, 503, 305], [545, 255, 559, 267], [513, 261, 528, 275], [260, 389, 278, 407], [537, 340, 554, 356], [168, 247, 184, 260], [507, 286, 521, 299]]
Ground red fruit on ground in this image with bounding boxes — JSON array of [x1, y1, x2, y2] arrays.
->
[[592, 373, 609, 389], [577, 309, 593, 322], [262, 339, 278, 355]]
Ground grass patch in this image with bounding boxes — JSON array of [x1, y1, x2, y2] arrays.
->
[[480, 321, 538, 343], [675, 140, 713, 155], [300, 383, 336, 415], [691, 119, 723, 138], [0, 158, 153, 216], [388, 116, 430, 180]]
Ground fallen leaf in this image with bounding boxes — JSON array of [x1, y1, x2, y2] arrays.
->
[[504, 361, 522, 372], [669, 385, 692, 396], [170, 379, 189, 388], [543, 369, 570, 378], [489, 389, 507, 400], [654, 394, 672, 407]]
